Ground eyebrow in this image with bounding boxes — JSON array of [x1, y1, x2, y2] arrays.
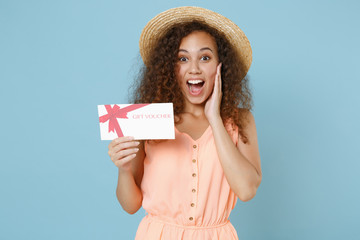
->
[[200, 47, 214, 52], [178, 47, 214, 53]]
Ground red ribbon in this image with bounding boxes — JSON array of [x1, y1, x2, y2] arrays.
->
[[99, 104, 149, 137]]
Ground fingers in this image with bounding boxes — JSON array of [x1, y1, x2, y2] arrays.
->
[[205, 63, 223, 123], [112, 140, 140, 153], [217, 62, 222, 74], [109, 147, 138, 167], [108, 136, 140, 169], [113, 153, 137, 168], [217, 63, 222, 92], [108, 136, 134, 149], [213, 63, 222, 94], [110, 146, 139, 160]]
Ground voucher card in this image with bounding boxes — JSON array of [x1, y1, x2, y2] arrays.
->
[[97, 103, 175, 140]]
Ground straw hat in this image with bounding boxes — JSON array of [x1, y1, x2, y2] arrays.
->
[[139, 6, 252, 75]]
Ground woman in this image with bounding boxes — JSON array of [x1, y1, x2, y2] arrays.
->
[[108, 6, 262, 239]]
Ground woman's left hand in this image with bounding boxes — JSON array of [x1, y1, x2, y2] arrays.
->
[[205, 63, 222, 125]]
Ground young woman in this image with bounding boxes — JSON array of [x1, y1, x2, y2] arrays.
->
[[107, 6, 262, 239]]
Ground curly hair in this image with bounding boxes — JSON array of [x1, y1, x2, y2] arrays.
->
[[131, 21, 253, 143]]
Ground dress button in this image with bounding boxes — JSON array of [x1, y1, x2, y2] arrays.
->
[[192, 173, 196, 177], [191, 203, 195, 207], [193, 145, 197, 149], [189, 217, 193, 221], [192, 189, 196, 193], [192, 159, 196, 163]]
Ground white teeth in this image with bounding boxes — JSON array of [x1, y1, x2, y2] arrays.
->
[[187, 80, 204, 84]]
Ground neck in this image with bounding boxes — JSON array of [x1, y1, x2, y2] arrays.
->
[[182, 101, 206, 118]]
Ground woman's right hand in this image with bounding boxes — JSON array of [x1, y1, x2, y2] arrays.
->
[[108, 136, 140, 171]]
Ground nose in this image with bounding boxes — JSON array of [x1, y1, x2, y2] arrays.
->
[[189, 60, 201, 74]]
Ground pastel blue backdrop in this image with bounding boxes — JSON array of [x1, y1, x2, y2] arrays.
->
[[1, 0, 359, 239]]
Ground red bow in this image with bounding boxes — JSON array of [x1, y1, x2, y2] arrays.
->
[[99, 104, 149, 137]]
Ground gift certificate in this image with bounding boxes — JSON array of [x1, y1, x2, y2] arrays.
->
[[97, 103, 175, 140]]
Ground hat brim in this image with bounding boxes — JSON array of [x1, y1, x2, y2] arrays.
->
[[139, 6, 252, 76]]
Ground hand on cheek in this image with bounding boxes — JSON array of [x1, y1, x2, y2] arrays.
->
[[205, 63, 222, 125]]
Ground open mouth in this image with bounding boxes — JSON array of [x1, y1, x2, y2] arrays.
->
[[187, 80, 205, 95]]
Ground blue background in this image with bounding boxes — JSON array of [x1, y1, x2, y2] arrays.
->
[[1, 0, 359, 239]]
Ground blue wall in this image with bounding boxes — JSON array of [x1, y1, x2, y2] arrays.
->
[[1, 0, 359, 239]]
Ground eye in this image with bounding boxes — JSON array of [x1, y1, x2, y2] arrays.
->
[[201, 56, 210, 61], [178, 56, 188, 62]]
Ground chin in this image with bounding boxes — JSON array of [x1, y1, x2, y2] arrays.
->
[[185, 95, 210, 106]]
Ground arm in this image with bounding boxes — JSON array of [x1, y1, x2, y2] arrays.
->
[[210, 113, 262, 201], [205, 64, 262, 201], [108, 137, 145, 214]]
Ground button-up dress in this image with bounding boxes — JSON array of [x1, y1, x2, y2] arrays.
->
[[135, 122, 240, 239]]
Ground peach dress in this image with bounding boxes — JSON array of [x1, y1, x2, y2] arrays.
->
[[135, 123, 240, 239]]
